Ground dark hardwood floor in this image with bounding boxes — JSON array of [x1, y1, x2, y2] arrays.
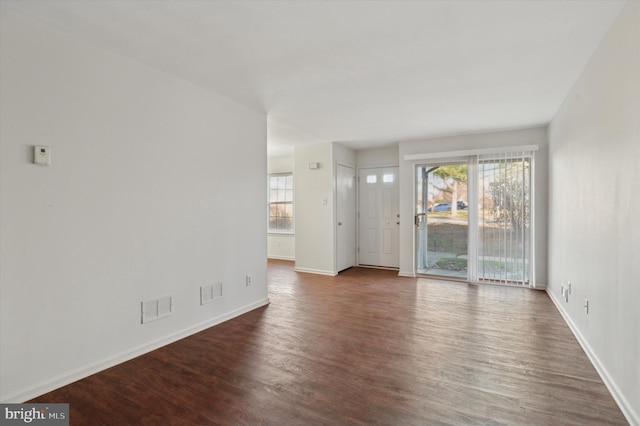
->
[[31, 259, 627, 425]]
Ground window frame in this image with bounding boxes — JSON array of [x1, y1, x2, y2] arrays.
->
[[267, 173, 294, 234]]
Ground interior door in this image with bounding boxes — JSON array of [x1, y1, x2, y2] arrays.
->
[[358, 167, 399, 268], [336, 164, 356, 272]]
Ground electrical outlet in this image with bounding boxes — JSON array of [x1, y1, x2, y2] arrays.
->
[[246, 275, 252, 286], [561, 282, 571, 302]]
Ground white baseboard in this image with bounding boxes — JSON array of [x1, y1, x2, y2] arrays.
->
[[293, 267, 337, 276], [3, 298, 270, 403], [267, 255, 295, 261], [547, 290, 638, 426], [398, 270, 416, 278]]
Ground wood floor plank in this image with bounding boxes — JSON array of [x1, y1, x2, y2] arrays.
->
[[30, 260, 627, 425]]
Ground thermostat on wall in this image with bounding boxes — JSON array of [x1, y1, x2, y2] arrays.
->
[[34, 145, 51, 166], [309, 162, 319, 169]]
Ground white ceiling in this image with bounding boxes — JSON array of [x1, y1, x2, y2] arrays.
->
[[2, 0, 626, 156]]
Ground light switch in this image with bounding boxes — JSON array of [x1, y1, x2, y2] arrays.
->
[[34, 146, 51, 166]]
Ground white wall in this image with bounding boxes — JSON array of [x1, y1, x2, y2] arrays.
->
[[333, 142, 357, 168], [294, 142, 355, 275], [356, 145, 399, 168], [268, 156, 294, 175], [0, 10, 268, 402], [294, 143, 335, 274], [548, 2, 639, 423], [267, 234, 295, 260], [398, 127, 548, 282], [267, 156, 295, 260]]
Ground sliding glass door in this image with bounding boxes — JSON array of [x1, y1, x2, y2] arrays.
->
[[415, 151, 534, 286]]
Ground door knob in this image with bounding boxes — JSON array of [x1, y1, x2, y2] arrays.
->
[[397, 222, 400, 225], [338, 222, 343, 226]]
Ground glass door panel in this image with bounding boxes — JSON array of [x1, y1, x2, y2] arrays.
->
[[415, 163, 469, 278]]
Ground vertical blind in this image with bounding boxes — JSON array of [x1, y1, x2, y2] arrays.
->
[[477, 151, 533, 285]]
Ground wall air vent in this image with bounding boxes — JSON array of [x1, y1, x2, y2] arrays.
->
[[201, 283, 222, 305], [141, 296, 173, 324]]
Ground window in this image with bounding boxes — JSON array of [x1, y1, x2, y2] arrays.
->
[[268, 173, 293, 232]]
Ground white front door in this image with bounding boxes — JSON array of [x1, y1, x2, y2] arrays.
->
[[358, 167, 399, 268], [336, 164, 356, 272]]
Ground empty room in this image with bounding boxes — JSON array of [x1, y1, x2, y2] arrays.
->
[[1, 1, 638, 425]]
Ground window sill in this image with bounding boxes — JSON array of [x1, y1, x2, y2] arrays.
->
[[268, 231, 295, 236]]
